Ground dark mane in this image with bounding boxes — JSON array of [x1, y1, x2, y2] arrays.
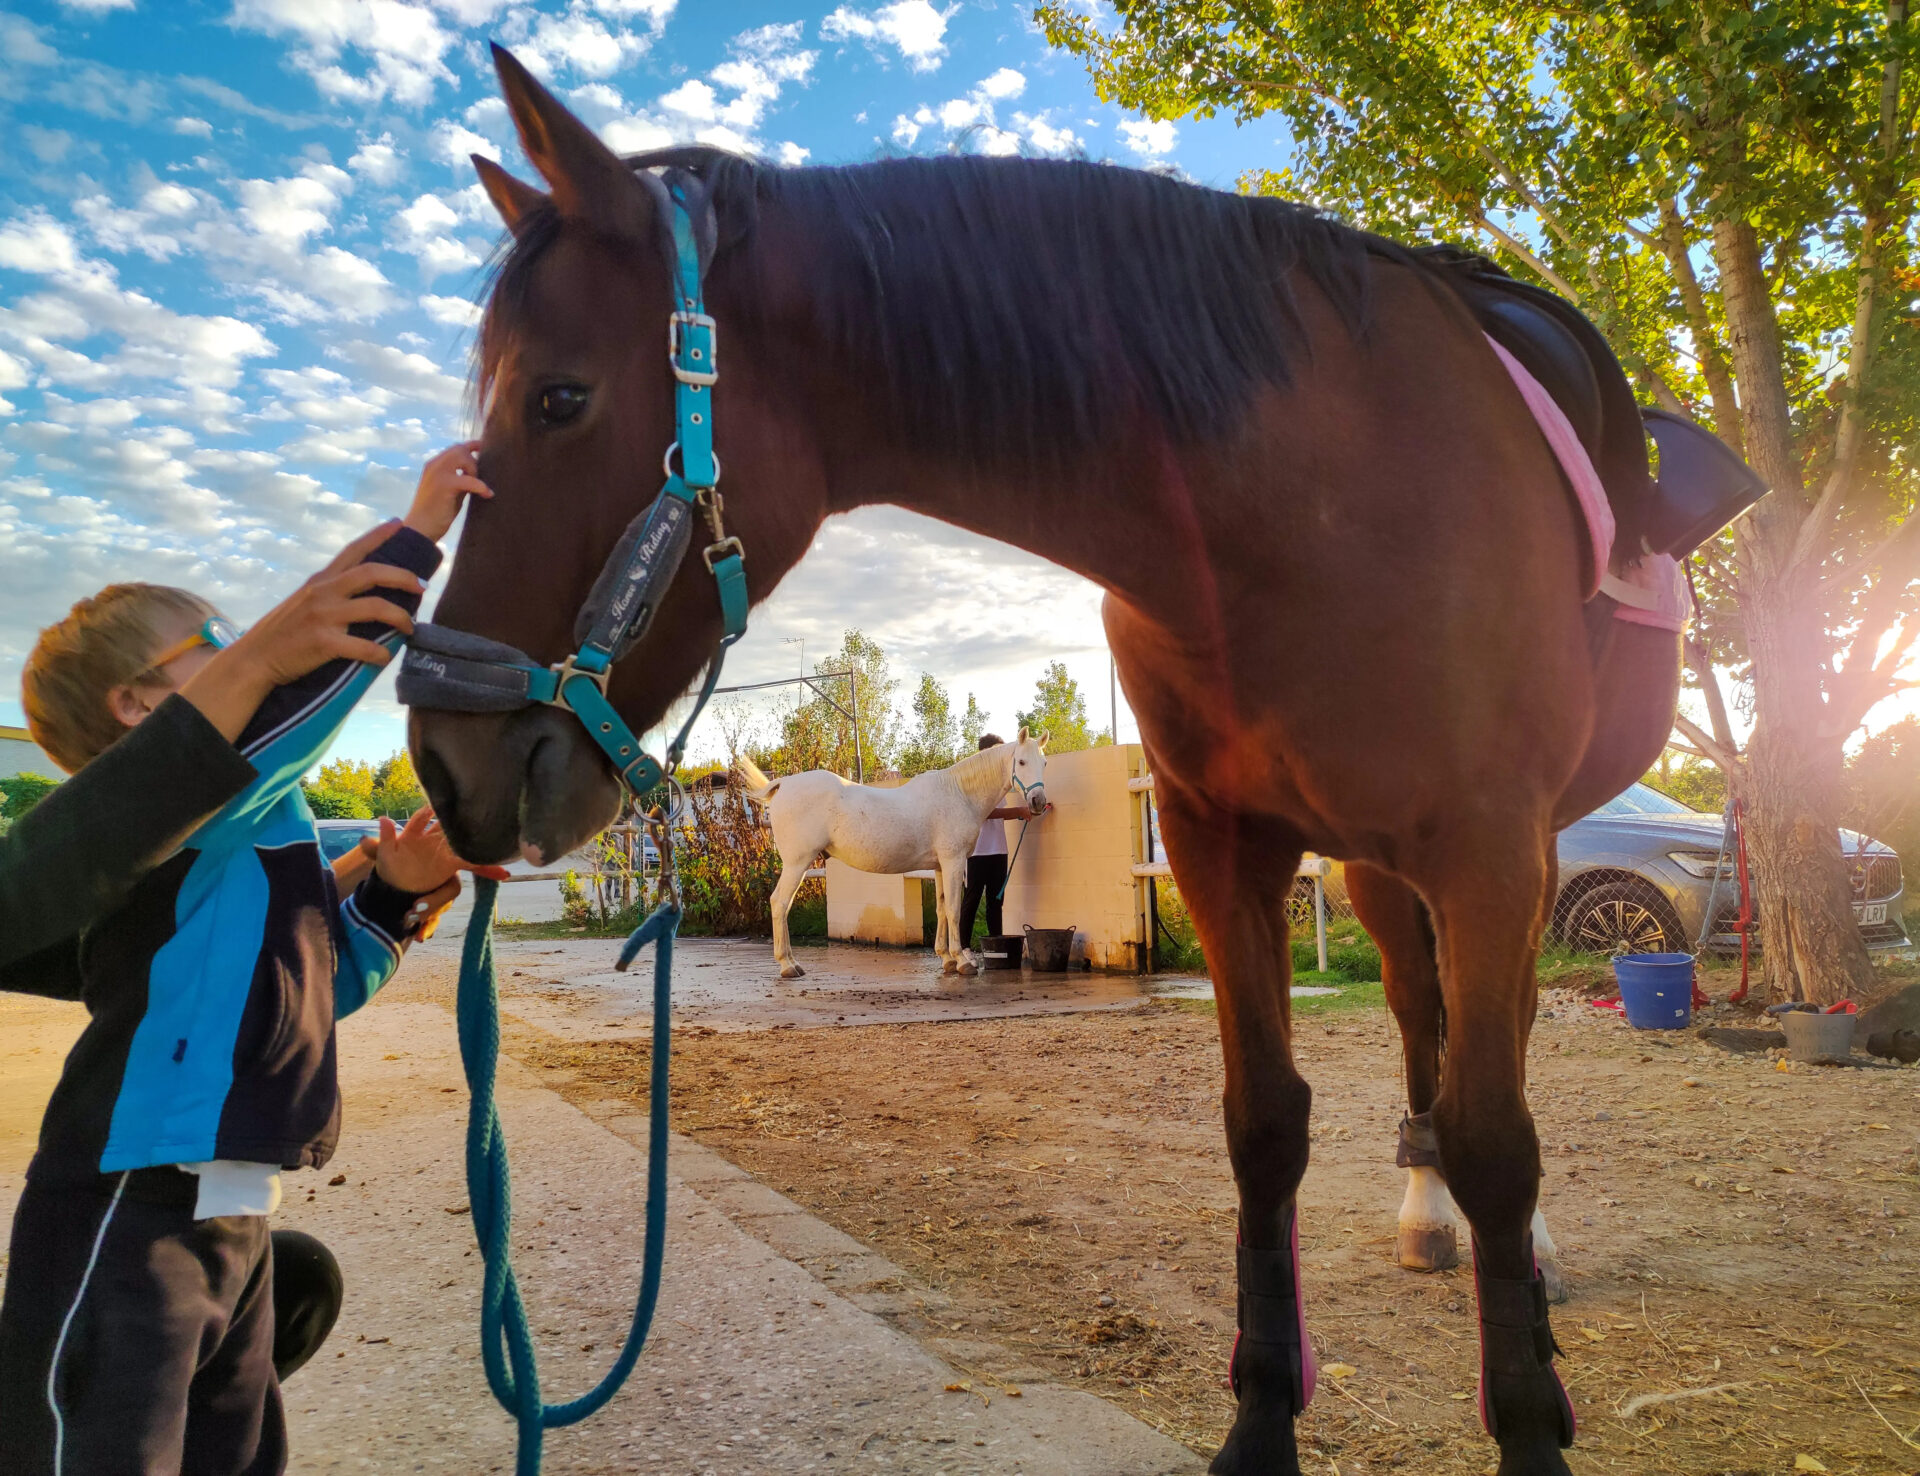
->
[[485, 149, 1423, 466]]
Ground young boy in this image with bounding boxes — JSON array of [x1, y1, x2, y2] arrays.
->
[[0, 444, 490, 1476]]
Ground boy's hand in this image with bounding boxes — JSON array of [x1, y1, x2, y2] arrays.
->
[[404, 441, 493, 542], [373, 807, 511, 895]]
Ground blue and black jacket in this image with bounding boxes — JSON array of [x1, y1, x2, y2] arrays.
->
[[23, 525, 442, 1184]]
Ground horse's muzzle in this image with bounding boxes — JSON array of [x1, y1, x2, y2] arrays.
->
[[1026, 786, 1048, 814]]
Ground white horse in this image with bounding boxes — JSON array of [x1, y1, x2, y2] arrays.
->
[[736, 730, 1049, 979]]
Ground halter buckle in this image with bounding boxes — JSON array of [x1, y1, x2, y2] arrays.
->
[[703, 536, 745, 571], [546, 652, 611, 706], [668, 311, 718, 386]]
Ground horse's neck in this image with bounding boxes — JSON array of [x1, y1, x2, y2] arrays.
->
[[947, 748, 1011, 815]]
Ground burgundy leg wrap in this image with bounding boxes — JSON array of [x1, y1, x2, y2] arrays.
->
[[1395, 1111, 1442, 1169], [1229, 1208, 1316, 1413], [1475, 1257, 1576, 1446]]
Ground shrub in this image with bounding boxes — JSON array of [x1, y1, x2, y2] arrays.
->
[[1, 772, 59, 820], [674, 782, 785, 936], [302, 784, 372, 819]]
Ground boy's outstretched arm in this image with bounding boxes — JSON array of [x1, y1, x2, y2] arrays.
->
[[334, 808, 504, 1016]]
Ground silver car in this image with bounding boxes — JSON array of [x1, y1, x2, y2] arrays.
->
[[1554, 782, 1910, 955]]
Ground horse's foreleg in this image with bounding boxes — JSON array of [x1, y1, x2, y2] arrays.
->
[[944, 857, 975, 975], [1345, 862, 1458, 1272], [931, 862, 956, 972], [1420, 824, 1574, 1476], [1157, 793, 1311, 1476], [769, 860, 807, 980]]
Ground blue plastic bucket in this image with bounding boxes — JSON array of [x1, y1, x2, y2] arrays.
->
[[1613, 953, 1695, 1030]]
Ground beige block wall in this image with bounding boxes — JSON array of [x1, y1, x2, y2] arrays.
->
[[824, 858, 927, 946], [1001, 743, 1148, 972]]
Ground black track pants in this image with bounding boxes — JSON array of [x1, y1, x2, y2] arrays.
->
[[960, 854, 1009, 946], [0, 1170, 286, 1476]]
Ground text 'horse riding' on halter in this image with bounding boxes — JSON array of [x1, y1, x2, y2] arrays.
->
[[395, 168, 746, 1476]]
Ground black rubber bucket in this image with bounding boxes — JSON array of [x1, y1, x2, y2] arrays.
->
[[1024, 925, 1075, 972], [981, 934, 1023, 970]]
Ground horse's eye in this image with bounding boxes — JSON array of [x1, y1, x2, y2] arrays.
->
[[536, 383, 591, 427]]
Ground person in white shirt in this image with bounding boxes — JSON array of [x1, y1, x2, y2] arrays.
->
[[959, 733, 1041, 949]]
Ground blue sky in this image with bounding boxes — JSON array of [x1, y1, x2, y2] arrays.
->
[[0, 0, 1294, 770]]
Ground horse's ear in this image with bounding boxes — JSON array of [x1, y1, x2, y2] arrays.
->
[[472, 154, 547, 235], [1039, 730, 1050, 750], [1016, 726, 1029, 744], [490, 43, 652, 243]]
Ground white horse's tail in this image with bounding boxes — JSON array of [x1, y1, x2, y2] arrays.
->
[[733, 756, 780, 806]]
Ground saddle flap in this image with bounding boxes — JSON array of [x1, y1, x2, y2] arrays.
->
[[1640, 408, 1770, 556]]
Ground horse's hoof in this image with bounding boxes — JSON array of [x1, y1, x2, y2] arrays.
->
[[941, 958, 958, 974], [1398, 1223, 1459, 1272], [1538, 1256, 1569, 1305], [958, 959, 977, 977], [1208, 1407, 1302, 1475], [779, 962, 805, 980]]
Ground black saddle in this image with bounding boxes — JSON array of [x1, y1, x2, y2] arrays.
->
[[1414, 246, 1766, 560]]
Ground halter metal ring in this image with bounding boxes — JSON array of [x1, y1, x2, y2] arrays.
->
[[662, 441, 722, 486]]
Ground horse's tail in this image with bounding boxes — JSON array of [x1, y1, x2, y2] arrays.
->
[[734, 756, 779, 805]]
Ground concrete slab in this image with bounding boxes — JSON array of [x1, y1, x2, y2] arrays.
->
[[0, 992, 1203, 1475], [477, 935, 1161, 1039]]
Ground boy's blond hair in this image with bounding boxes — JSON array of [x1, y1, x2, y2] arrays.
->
[[23, 584, 219, 773]]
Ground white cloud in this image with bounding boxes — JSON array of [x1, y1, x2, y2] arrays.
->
[[597, 21, 815, 157], [172, 116, 214, 138], [58, 0, 136, 11], [893, 73, 1083, 158], [349, 135, 406, 185], [229, 0, 457, 106], [977, 68, 1025, 101], [392, 192, 482, 279], [420, 294, 482, 328], [236, 164, 351, 243], [21, 126, 78, 165], [328, 340, 465, 407], [508, 4, 656, 80], [777, 141, 809, 167], [431, 121, 501, 170], [822, 0, 957, 73], [1118, 118, 1178, 158]]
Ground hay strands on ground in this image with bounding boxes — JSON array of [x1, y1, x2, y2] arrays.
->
[[1617, 1381, 1759, 1419], [1850, 1375, 1920, 1452]]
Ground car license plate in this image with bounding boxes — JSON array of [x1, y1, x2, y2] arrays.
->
[[1855, 902, 1887, 925]]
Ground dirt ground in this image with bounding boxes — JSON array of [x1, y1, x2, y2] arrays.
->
[[515, 975, 1920, 1476]]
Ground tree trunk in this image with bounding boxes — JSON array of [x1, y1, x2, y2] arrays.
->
[[1714, 216, 1876, 1004]]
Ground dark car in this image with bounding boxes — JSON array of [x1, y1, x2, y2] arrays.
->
[[314, 818, 382, 863], [1554, 782, 1909, 955]]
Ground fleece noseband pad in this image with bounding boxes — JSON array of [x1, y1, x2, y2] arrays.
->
[[571, 491, 696, 662], [397, 624, 548, 713]]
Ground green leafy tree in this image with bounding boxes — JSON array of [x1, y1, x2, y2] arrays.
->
[[898, 673, 961, 775], [1017, 661, 1113, 753], [1846, 716, 1920, 886], [1, 772, 59, 821], [959, 693, 989, 752], [370, 751, 426, 818], [302, 786, 372, 819], [1041, 0, 1919, 1003], [310, 758, 374, 804], [1644, 751, 1730, 813], [777, 629, 899, 779]]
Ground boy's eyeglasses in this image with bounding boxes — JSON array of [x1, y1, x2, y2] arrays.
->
[[142, 616, 241, 678]]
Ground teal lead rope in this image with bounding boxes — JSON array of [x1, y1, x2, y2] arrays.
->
[[457, 877, 679, 1476], [430, 180, 742, 1474]]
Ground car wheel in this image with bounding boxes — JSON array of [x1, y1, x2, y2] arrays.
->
[[1559, 879, 1687, 955]]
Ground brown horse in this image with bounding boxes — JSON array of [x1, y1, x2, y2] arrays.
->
[[410, 47, 1683, 1476]]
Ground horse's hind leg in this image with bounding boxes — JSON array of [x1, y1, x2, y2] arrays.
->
[[1420, 823, 1575, 1476], [769, 860, 807, 980], [1345, 862, 1459, 1272], [1156, 793, 1311, 1476]]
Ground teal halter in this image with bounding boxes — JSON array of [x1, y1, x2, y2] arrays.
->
[[399, 182, 748, 795], [397, 182, 746, 1475]]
